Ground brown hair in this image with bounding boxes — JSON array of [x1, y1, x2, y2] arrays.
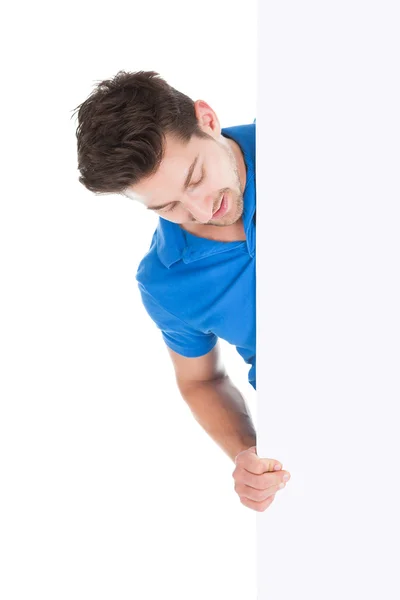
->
[[72, 70, 210, 196]]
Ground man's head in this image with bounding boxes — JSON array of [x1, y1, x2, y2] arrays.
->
[[73, 70, 245, 227]]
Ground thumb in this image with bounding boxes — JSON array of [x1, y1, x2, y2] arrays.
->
[[236, 446, 283, 473], [255, 449, 282, 473]]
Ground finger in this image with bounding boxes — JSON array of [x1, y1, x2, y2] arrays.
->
[[235, 447, 282, 475], [238, 481, 286, 503], [235, 468, 290, 491], [240, 493, 276, 513]]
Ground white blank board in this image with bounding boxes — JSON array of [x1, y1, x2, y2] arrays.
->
[[256, 2, 400, 598]]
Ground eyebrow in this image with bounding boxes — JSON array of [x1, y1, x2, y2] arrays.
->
[[146, 154, 200, 211]]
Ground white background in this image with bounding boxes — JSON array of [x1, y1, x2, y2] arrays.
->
[[257, 2, 400, 599], [0, 2, 258, 599]]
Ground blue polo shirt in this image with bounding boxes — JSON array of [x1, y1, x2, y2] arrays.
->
[[135, 121, 256, 389]]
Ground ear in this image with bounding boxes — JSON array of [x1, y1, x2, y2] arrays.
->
[[193, 99, 221, 136]]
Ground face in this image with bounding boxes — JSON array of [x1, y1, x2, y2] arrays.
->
[[124, 101, 246, 227]]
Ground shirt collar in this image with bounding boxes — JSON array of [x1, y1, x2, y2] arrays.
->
[[156, 121, 256, 268]]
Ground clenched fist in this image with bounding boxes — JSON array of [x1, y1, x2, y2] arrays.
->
[[232, 446, 290, 512]]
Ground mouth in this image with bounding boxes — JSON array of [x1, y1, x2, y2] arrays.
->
[[212, 193, 229, 218]]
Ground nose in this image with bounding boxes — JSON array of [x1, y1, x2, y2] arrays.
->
[[183, 193, 219, 223]]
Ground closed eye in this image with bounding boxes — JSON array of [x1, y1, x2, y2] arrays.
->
[[190, 175, 204, 188], [188, 165, 205, 190], [160, 203, 177, 213]]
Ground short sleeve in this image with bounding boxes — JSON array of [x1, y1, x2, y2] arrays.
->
[[137, 283, 218, 358]]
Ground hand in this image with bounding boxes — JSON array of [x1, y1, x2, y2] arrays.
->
[[232, 446, 290, 512]]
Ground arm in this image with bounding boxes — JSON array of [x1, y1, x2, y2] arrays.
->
[[167, 344, 257, 463]]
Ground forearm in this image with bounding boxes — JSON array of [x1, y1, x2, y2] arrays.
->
[[179, 375, 257, 463]]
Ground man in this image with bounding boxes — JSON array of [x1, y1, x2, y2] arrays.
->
[[73, 70, 290, 512]]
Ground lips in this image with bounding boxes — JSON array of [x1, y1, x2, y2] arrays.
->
[[213, 193, 228, 218]]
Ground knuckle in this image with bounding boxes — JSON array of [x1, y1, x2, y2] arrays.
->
[[234, 481, 242, 493], [233, 467, 245, 484]]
